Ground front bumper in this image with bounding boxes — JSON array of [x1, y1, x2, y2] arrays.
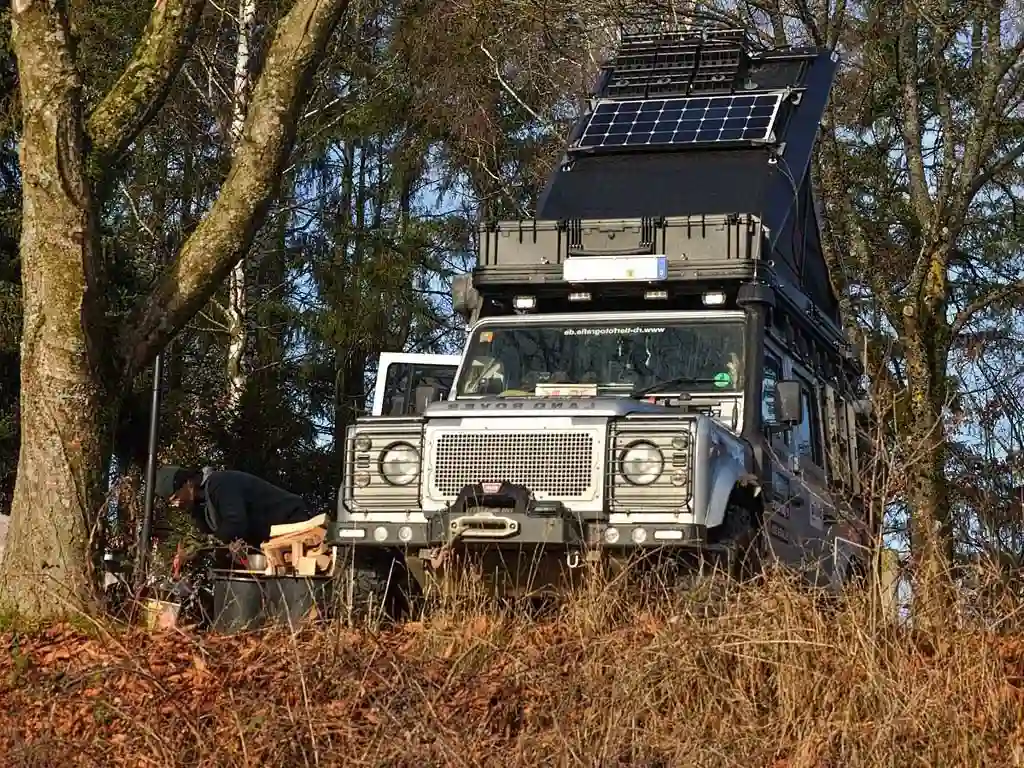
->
[[329, 482, 706, 550]]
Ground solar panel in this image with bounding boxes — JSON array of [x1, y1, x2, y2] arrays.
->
[[574, 93, 783, 150]]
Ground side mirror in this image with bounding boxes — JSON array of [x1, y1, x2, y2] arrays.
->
[[773, 380, 803, 426]]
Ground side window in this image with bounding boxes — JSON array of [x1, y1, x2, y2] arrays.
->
[[386, 363, 457, 415], [762, 353, 782, 426], [410, 364, 455, 403], [792, 377, 823, 467]]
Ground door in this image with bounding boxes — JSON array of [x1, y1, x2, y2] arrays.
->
[[783, 358, 837, 586], [760, 348, 806, 567], [371, 353, 460, 417], [761, 349, 837, 585]]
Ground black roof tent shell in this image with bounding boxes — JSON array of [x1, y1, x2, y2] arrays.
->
[[528, 33, 841, 324]]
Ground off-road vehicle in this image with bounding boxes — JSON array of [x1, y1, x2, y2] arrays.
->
[[327, 28, 875, 610]]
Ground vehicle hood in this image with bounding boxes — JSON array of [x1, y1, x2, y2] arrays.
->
[[424, 396, 678, 419]]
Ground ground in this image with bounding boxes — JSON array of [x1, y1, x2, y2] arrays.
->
[[2, 578, 1024, 767]]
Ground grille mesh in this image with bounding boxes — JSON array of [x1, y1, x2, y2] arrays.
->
[[432, 432, 594, 498]]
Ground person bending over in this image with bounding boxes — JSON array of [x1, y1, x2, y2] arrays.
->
[[154, 466, 313, 552]]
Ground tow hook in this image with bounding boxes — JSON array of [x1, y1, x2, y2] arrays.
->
[[565, 550, 582, 569]]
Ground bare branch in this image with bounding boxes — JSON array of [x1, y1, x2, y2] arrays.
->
[[967, 140, 1024, 199], [949, 280, 1024, 340], [118, 182, 158, 243], [479, 43, 544, 124]]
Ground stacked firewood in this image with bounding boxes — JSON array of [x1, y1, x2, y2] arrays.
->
[[258, 514, 335, 576]]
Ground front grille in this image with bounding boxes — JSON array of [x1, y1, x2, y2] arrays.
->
[[431, 432, 594, 498]]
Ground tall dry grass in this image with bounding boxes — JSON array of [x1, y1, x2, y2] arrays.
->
[[3, 564, 1024, 767]]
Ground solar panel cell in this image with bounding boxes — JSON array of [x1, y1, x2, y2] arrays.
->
[[575, 93, 783, 150]]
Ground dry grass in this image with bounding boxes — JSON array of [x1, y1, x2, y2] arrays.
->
[[2, 569, 1024, 767]]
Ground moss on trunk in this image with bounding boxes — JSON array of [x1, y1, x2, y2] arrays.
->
[[2, 0, 348, 619], [1, 0, 106, 614]]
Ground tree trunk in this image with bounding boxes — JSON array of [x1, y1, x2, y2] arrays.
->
[[225, 0, 258, 414], [902, 300, 956, 625], [1, 2, 108, 614], [3, 0, 348, 619]]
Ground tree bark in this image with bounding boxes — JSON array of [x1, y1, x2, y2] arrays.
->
[[225, 0, 258, 415], [902, 294, 956, 624], [2, 0, 348, 619], [1, 0, 107, 613], [86, 0, 208, 166]]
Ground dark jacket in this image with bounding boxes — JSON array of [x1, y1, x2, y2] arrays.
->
[[193, 470, 311, 546]]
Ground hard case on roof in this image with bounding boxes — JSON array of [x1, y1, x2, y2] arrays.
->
[[476, 215, 764, 280]]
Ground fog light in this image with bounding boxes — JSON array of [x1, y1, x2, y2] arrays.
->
[[654, 529, 684, 540], [373, 526, 388, 542], [604, 527, 620, 544], [354, 472, 371, 488], [671, 436, 687, 450], [335, 528, 366, 539], [398, 526, 413, 543], [355, 435, 372, 451], [631, 528, 648, 544], [671, 471, 686, 486]]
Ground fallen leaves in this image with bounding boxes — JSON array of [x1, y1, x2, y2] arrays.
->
[[1, 600, 1024, 766]]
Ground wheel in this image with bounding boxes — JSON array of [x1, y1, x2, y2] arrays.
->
[[710, 502, 766, 582], [334, 549, 411, 626]]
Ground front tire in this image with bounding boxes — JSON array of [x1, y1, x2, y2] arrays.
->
[[710, 502, 766, 581], [334, 549, 411, 626]]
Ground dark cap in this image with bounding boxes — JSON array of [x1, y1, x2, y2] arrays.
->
[[154, 465, 190, 500]]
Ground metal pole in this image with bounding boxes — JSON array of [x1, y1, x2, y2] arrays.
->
[[138, 352, 163, 584]]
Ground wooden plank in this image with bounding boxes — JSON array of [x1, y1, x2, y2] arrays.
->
[[268, 513, 327, 539]]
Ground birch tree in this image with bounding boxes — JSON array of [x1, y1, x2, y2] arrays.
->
[[225, 0, 258, 415]]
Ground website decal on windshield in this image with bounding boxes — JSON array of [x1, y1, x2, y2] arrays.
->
[[563, 326, 667, 336]]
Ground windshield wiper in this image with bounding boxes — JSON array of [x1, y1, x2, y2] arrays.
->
[[632, 376, 723, 398]]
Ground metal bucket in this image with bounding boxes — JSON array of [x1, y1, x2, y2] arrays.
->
[[264, 576, 335, 629], [211, 569, 270, 634]]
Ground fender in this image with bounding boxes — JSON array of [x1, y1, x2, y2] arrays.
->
[[705, 464, 744, 530]]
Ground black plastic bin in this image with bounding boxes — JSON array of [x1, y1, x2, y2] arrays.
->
[[211, 570, 270, 634], [265, 576, 336, 628]]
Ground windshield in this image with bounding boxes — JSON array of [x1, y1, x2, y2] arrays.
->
[[456, 318, 745, 397]]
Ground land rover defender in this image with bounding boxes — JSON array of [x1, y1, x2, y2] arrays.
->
[[327, 28, 875, 609]]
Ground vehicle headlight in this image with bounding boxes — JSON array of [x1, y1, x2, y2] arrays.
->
[[619, 441, 663, 486], [378, 442, 420, 486]]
